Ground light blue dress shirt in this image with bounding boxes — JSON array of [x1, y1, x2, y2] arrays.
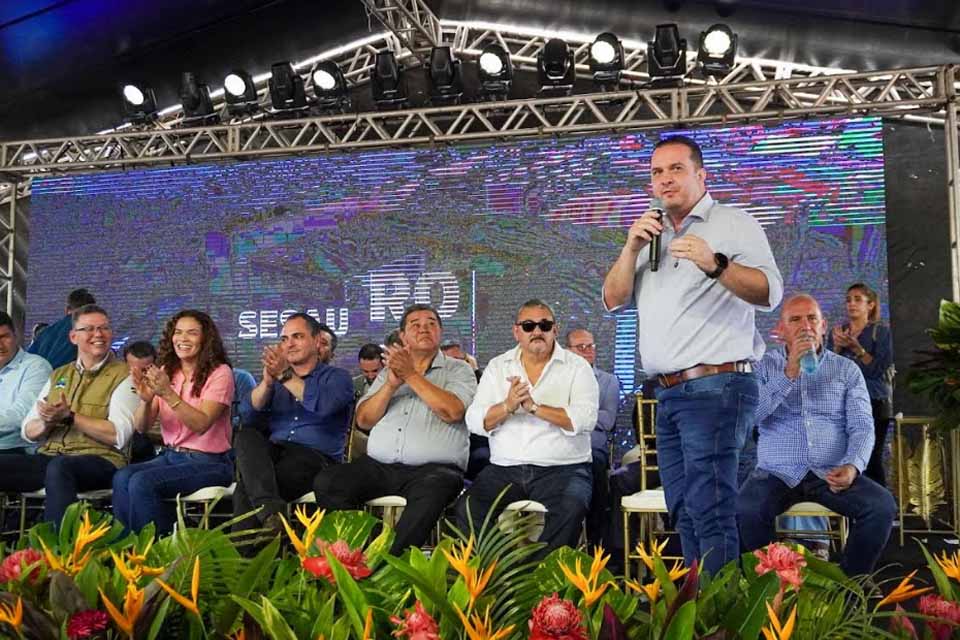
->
[[755, 346, 875, 488], [591, 367, 621, 452], [604, 192, 784, 375], [0, 349, 52, 451]]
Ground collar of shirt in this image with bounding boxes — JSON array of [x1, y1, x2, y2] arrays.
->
[[74, 352, 112, 375], [0, 348, 25, 374], [502, 342, 569, 376]]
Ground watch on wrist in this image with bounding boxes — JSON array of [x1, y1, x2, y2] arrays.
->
[[63, 411, 75, 426], [277, 368, 294, 383], [529, 402, 541, 415], [705, 253, 729, 279]]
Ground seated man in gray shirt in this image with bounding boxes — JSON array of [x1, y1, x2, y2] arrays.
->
[[312, 303, 478, 555]]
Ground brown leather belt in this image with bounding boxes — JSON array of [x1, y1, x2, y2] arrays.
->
[[657, 360, 752, 389]]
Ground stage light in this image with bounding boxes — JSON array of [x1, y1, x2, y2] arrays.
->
[[371, 51, 407, 109], [121, 83, 158, 124], [698, 24, 737, 77], [311, 61, 349, 110], [647, 23, 687, 86], [590, 32, 624, 87], [268, 62, 308, 114], [223, 69, 259, 116], [537, 38, 575, 93], [428, 46, 463, 104], [179, 73, 216, 124], [478, 44, 512, 99]]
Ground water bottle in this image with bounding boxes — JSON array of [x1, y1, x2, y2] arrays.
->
[[799, 349, 820, 375]]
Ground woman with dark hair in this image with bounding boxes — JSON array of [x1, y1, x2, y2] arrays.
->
[[112, 309, 235, 533], [827, 283, 895, 486]]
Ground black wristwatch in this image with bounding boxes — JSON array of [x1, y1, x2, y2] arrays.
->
[[277, 368, 295, 383], [63, 411, 75, 426], [705, 253, 729, 279]]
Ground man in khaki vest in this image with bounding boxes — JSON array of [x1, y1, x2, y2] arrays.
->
[[0, 304, 138, 525]]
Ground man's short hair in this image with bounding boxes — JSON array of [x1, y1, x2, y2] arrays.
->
[[654, 135, 704, 169], [71, 304, 109, 326], [440, 340, 461, 351], [66, 288, 96, 311], [516, 299, 556, 321], [0, 311, 14, 334], [358, 343, 383, 361], [564, 326, 590, 347], [123, 340, 156, 360], [284, 312, 337, 351], [385, 329, 403, 347], [400, 304, 442, 331]]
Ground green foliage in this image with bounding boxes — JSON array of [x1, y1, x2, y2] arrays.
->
[[907, 299, 960, 430]]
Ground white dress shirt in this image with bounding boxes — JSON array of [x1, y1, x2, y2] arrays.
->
[[466, 344, 599, 466]]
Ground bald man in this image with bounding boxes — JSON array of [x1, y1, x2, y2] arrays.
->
[[736, 293, 895, 576]]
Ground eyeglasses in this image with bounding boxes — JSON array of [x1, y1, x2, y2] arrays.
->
[[570, 343, 596, 351], [74, 325, 112, 335], [515, 319, 555, 333]]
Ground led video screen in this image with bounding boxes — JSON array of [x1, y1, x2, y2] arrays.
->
[[26, 116, 888, 406]]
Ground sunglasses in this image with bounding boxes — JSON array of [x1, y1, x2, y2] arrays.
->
[[515, 319, 555, 333]]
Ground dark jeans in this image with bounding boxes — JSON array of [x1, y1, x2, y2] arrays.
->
[[455, 462, 592, 558], [737, 469, 896, 576], [232, 428, 336, 531], [312, 455, 463, 555], [111, 449, 234, 534], [0, 453, 117, 525], [586, 447, 610, 547], [655, 372, 759, 575], [865, 399, 891, 487]]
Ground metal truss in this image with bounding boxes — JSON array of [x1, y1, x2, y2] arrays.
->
[[360, 0, 441, 65], [0, 180, 28, 317], [107, 20, 880, 133], [2, 65, 952, 174]]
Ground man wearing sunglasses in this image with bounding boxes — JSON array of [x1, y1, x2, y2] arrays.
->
[[457, 299, 599, 557], [602, 135, 783, 575]]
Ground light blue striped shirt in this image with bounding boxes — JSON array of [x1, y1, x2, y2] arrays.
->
[[755, 346, 874, 487], [0, 349, 52, 451], [604, 192, 783, 375]]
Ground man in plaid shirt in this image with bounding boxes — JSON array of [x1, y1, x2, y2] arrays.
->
[[737, 293, 896, 575]]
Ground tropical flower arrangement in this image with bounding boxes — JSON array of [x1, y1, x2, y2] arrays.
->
[[0, 501, 957, 639]]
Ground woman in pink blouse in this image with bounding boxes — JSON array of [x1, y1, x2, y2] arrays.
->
[[112, 309, 234, 534]]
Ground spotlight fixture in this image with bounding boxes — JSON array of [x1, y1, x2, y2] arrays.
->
[[590, 32, 624, 87], [121, 83, 158, 124], [477, 43, 512, 99], [268, 62, 308, 114], [697, 23, 737, 77], [537, 38, 575, 94], [428, 46, 463, 104], [311, 61, 349, 110], [178, 73, 216, 124], [647, 23, 687, 86], [223, 69, 259, 116], [371, 51, 407, 109]]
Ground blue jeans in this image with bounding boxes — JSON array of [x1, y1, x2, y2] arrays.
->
[[655, 372, 758, 575], [0, 453, 117, 526], [112, 449, 234, 534], [737, 470, 896, 576], [455, 462, 592, 559]]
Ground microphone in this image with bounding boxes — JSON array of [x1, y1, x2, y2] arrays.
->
[[649, 197, 664, 272]]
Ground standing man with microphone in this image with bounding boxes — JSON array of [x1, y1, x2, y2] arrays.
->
[[602, 135, 783, 575]]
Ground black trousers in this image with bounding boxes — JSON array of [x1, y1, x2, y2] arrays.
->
[[312, 454, 464, 555], [864, 398, 891, 487], [232, 428, 336, 531]]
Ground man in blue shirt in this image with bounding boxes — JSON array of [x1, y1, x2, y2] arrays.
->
[[27, 288, 96, 369], [565, 327, 621, 547], [736, 294, 896, 575], [232, 313, 354, 534], [603, 135, 783, 574], [0, 312, 52, 454]]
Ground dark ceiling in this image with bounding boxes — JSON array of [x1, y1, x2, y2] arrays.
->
[[0, 0, 958, 142]]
